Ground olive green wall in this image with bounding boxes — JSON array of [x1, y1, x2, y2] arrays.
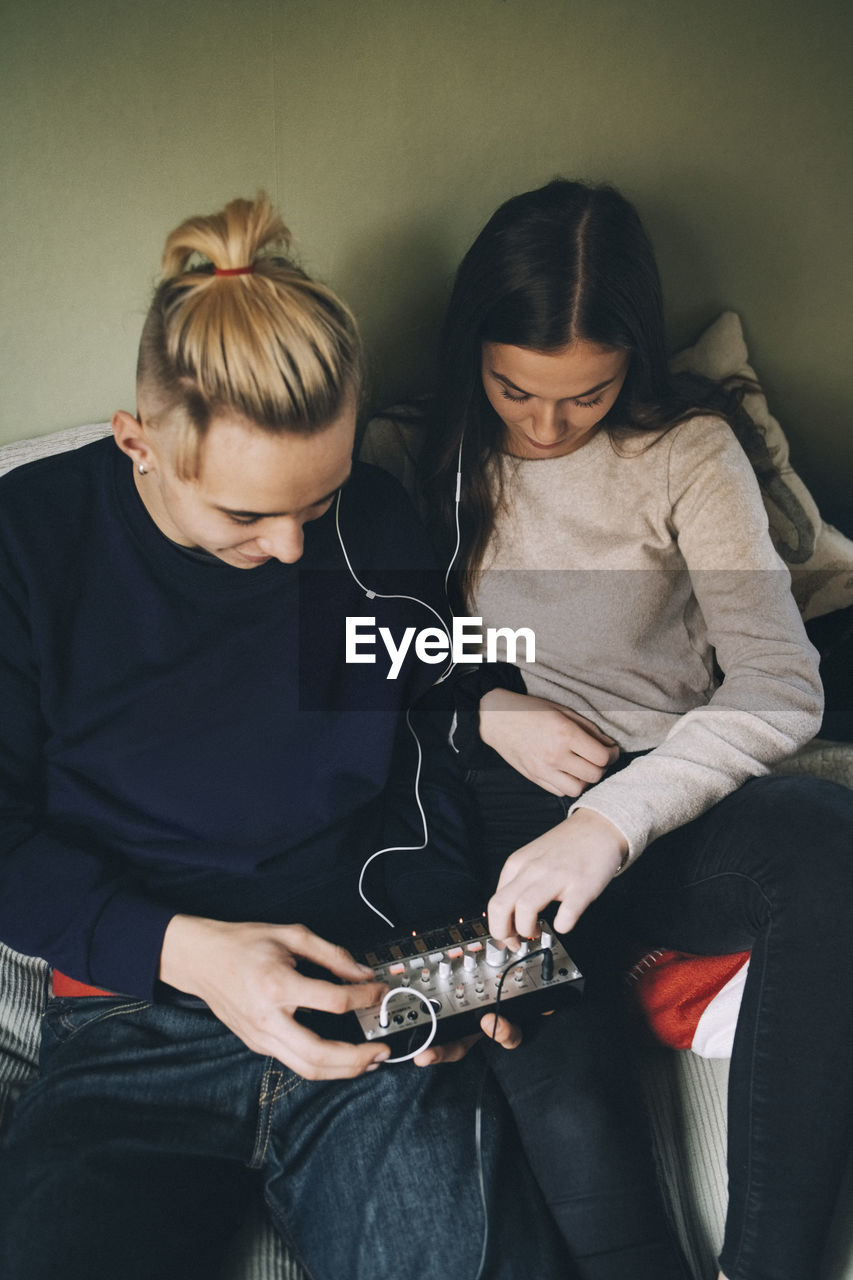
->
[[2, 0, 851, 523]]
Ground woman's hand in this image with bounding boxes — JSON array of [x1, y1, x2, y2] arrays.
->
[[412, 1013, 523, 1067], [159, 916, 392, 1080], [487, 808, 629, 943], [478, 688, 619, 796]]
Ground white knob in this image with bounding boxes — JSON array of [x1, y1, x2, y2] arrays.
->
[[486, 941, 507, 967]]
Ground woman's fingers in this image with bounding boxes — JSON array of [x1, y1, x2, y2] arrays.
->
[[488, 812, 629, 942], [478, 691, 620, 796], [479, 1013, 524, 1049], [413, 1032, 482, 1067], [412, 1015, 523, 1066]]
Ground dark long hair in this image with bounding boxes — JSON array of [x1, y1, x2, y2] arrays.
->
[[419, 179, 767, 604]]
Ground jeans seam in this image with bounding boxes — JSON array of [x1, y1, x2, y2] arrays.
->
[[720, 924, 772, 1280], [248, 1061, 301, 1170], [53, 999, 152, 1041]]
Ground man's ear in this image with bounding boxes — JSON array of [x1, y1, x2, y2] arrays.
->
[[112, 410, 156, 474]]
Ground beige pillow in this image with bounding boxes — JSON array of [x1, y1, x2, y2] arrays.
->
[[671, 312, 853, 620]]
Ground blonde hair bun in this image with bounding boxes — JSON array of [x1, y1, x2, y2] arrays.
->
[[161, 192, 290, 278], [137, 193, 361, 473]]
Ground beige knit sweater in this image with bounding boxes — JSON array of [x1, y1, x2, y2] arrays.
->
[[472, 417, 823, 861]]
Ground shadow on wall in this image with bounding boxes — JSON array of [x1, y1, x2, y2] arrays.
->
[[644, 171, 853, 533]]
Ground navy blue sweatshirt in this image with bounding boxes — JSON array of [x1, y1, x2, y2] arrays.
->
[[0, 438, 482, 997]]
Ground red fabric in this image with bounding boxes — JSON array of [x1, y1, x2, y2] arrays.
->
[[625, 948, 750, 1050], [52, 970, 115, 998]]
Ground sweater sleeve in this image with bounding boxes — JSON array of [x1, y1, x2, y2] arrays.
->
[[0, 528, 177, 998], [570, 419, 824, 861]]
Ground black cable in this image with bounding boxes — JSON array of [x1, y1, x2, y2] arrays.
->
[[489, 945, 554, 1038]]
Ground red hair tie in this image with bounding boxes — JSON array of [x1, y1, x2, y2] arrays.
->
[[214, 265, 255, 276]]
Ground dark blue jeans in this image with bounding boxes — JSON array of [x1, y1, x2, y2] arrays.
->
[[471, 765, 853, 1280], [0, 997, 568, 1280]]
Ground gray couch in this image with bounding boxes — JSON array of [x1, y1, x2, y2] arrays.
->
[[2, 422, 852, 1278]]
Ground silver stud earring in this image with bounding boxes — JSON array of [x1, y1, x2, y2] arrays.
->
[[138, 463, 148, 475]]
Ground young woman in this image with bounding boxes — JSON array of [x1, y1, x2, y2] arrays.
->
[[0, 194, 568, 1280], [368, 179, 853, 1280]]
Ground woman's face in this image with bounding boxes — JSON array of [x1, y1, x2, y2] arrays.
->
[[481, 339, 630, 459], [115, 403, 355, 569]]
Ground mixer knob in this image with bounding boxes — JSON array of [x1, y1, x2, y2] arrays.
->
[[486, 941, 507, 967]]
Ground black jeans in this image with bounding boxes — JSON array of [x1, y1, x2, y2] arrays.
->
[[472, 764, 853, 1280]]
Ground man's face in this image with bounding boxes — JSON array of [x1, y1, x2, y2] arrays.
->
[[132, 404, 356, 568]]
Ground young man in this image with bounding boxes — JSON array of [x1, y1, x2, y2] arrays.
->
[[0, 195, 564, 1279]]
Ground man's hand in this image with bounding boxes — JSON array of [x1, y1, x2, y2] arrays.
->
[[159, 917, 392, 1080], [412, 1013, 523, 1067], [488, 808, 628, 944], [479, 688, 619, 796]]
